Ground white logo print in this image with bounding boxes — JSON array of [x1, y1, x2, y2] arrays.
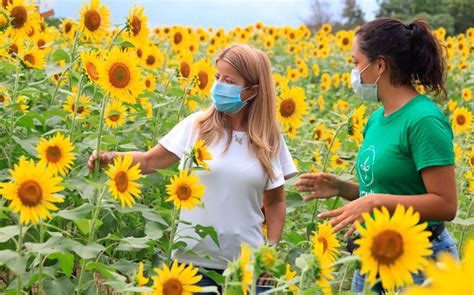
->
[[358, 145, 376, 186]]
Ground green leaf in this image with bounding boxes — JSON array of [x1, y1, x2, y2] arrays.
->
[[0, 225, 20, 243], [116, 236, 150, 251], [57, 203, 93, 221], [51, 48, 69, 62], [452, 217, 474, 226], [0, 250, 27, 274], [25, 236, 76, 255], [86, 262, 116, 280], [12, 135, 39, 157], [43, 277, 75, 295], [155, 168, 179, 177], [194, 225, 220, 248], [49, 252, 74, 277], [74, 218, 103, 235], [145, 222, 164, 240], [72, 243, 105, 259]]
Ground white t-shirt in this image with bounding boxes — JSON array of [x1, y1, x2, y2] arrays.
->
[[159, 112, 298, 269]]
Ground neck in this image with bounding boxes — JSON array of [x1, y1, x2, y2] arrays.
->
[[379, 84, 420, 116], [225, 109, 247, 131]]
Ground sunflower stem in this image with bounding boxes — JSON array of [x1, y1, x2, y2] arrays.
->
[[166, 206, 180, 267], [94, 94, 108, 179], [68, 29, 81, 92], [176, 82, 190, 125], [69, 75, 85, 142], [458, 195, 473, 251], [152, 72, 176, 145], [16, 223, 23, 294], [107, 26, 127, 51], [37, 222, 45, 295], [8, 63, 21, 168]]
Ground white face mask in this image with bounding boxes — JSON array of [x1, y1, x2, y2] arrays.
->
[[351, 63, 381, 102]]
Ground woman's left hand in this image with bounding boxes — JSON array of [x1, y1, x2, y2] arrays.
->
[[317, 195, 377, 238]]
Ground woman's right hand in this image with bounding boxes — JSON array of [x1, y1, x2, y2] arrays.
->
[[87, 150, 116, 172], [294, 173, 345, 201]]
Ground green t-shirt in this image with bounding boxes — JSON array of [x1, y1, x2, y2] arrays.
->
[[356, 95, 454, 226]]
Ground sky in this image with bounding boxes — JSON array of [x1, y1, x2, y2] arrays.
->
[[46, 0, 379, 29]]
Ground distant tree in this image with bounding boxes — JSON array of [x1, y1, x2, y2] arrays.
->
[[342, 0, 365, 29], [304, 0, 332, 32], [376, 0, 473, 34], [304, 0, 366, 32]]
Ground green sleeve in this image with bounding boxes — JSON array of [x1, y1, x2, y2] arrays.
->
[[408, 115, 455, 172]]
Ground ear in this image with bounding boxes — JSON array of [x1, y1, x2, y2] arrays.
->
[[243, 84, 259, 101], [377, 56, 387, 76]]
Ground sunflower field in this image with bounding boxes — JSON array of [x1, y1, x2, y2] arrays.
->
[[0, 0, 473, 294]]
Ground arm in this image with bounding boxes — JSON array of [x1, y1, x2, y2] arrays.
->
[[319, 165, 457, 236], [295, 173, 360, 202], [263, 185, 286, 244]]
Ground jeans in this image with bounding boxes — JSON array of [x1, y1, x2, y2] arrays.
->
[[195, 269, 272, 295], [351, 228, 459, 294]]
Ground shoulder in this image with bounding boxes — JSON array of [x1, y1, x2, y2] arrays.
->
[[408, 95, 449, 124]]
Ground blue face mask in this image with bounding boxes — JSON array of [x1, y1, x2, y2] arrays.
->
[[351, 63, 382, 102], [211, 81, 252, 113]]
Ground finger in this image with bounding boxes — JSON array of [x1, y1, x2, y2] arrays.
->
[[318, 208, 343, 218], [297, 185, 316, 192], [304, 193, 324, 202], [294, 179, 316, 187], [299, 173, 321, 180], [333, 216, 353, 232], [345, 223, 357, 238]]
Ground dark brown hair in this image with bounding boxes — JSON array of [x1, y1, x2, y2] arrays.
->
[[356, 18, 447, 98]]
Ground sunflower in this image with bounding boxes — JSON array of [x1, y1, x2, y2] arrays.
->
[[136, 262, 149, 287], [451, 107, 472, 134], [336, 30, 353, 51], [60, 18, 76, 40], [97, 47, 144, 103], [177, 52, 193, 83], [191, 58, 216, 98], [404, 240, 474, 295], [142, 44, 164, 70], [105, 154, 142, 208], [126, 5, 149, 43], [139, 97, 153, 118], [17, 95, 29, 112], [469, 148, 474, 169], [276, 86, 308, 129], [79, 0, 111, 41], [0, 156, 64, 224], [192, 140, 212, 170], [255, 245, 277, 271], [5, 0, 39, 40], [312, 222, 340, 262], [284, 264, 298, 294], [312, 240, 335, 295], [0, 87, 9, 105], [313, 124, 326, 141], [144, 73, 156, 91], [80, 50, 101, 83], [22, 47, 45, 69], [37, 133, 76, 176], [0, 8, 9, 32], [462, 88, 472, 102], [354, 205, 433, 291], [238, 243, 253, 295], [104, 101, 127, 129], [169, 27, 188, 52], [151, 260, 202, 295], [63, 94, 92, 119], [33, 31, 52, 52], [165, 170, 205, 210]]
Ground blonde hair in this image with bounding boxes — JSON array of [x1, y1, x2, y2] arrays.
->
[[196, 44, 281, 180]]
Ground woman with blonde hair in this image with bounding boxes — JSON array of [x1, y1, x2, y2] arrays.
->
[[88, 43, 297, 293]]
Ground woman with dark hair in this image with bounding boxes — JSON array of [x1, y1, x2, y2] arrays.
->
[[296, 18, 458, 293]]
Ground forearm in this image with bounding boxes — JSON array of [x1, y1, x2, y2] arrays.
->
[[339, 180, 359, 201], [264, 199, 286, 243], [369, 193, 457, 221]]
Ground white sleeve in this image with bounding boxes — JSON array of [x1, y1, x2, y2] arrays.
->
[[158, 112, 201, 159], [264, 136, 298, 191]]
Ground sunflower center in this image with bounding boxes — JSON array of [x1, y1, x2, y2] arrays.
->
[[342, 37, 349, 45], [174, 32, 183, 45], [456, 114, 466, 125], [23, 53, 35, 65], [114, 171, 129, 193], [180, 62, 190, 78], [109, 63, 131, 88], [84, 9, 101, 32], [130, 15, 141, 36], [145, 79, 151, 88], [470, 156, 474, 167], [318, 237, 328, 253], [197, 71, 208, 90], [11, 6, 27, 29], [196, 149, 203, 162], [136, 48, 143, 58], [37, 39, 46, 49], [109, 114, 120, 122], [315, 129, 322, 140], [280, 99, 296, 118], [162, 278, 183, 295], [18, 180, 43, 207], [176, 184, 192, 201], [146, 55, 155, 66], [86, 62, 99, 81], [45, 146, 62, 163], [64, 22, 72, 33], [371, 230, 404, 265], [72, 104, 85, 114]]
